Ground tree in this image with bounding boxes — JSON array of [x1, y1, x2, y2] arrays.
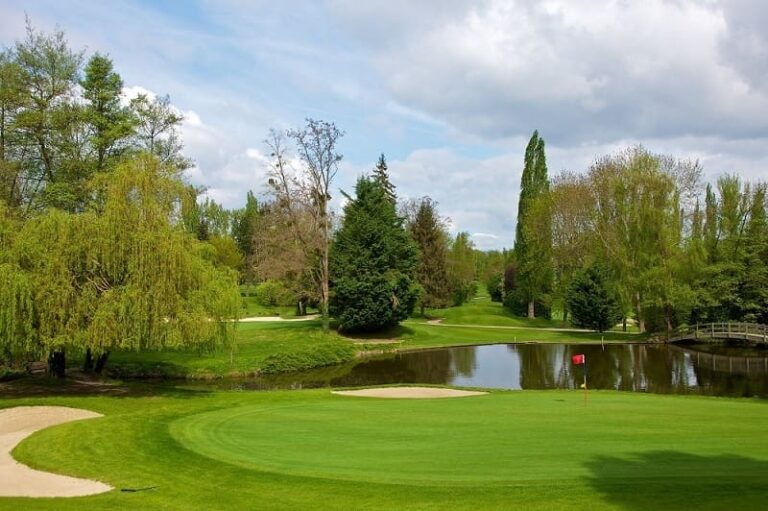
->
[[283, 119, 344, 331], [513, 130, 552, 318], [129, 93, 190, 171], [447, 232, 476, 305], [330, 176, 419, 332], [232, 190, 259, 281], [13, 22, 85, 213], [0, 50, 26, 208], [372, 153, 396, 203], [550, 172, 594, 322], [566, 264, 621, 332], [81, 53, 133, 172], [408, 197, 451, 315], [3, 155, 240, 376]]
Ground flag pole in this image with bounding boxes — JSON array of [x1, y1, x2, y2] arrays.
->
[[583, 357, 588, 407]]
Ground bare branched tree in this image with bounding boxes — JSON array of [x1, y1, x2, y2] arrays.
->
[[262, 120, 343, 330]]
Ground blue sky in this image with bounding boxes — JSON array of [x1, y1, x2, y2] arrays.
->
[[2, 1, 767, 249]]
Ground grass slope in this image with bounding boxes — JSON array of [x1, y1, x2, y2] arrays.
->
[[106, 294, 641, 379], [1, 389, 767, 510]]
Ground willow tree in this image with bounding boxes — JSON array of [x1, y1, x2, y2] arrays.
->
[[7, 155, 240, 376]]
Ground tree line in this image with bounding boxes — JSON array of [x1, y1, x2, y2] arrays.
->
[[0, 24, 479, 375], [0, 24, 239, 375], [495, 132, 768, 334]]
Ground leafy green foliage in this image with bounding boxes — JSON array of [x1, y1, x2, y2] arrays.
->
[[447, 232, 476, 306], [513, 130, 552, 317], [330, 177, 419, 332], [253, 280, 294, 308], [486, 273, 503, 302], [566, 264, 621, 332], [259, 342, 355, 374], [1, 155, 241, 371], [408, 197, 451, 313]]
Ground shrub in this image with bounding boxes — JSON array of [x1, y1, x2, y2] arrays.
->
[[253, 280, 294, 307]]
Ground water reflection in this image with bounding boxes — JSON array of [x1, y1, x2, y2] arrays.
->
[[214, 343, 768, 398]]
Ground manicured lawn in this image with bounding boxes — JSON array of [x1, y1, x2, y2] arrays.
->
[[108, 321, 354, 378], [105, 296, 642, 379], [2, 389, 767, 510]]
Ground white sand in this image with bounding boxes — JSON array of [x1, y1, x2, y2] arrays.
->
[[331, 386, 487, 399], [239, 314, 320, 323], [0, 406, 112, 497]]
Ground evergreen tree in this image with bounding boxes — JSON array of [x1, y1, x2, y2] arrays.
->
[[513, 130, 552, 318], [566, 264, 621, 332], [330, 176, 419, 332], [81, 53, 134, 173], [408, 197, 451, 315], [372, 153, 397, 204], [372, 153, 396, 203]]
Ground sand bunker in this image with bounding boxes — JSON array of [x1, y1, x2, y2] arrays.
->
[[332, 386, 487, 398], [0, 406, 112, 497]]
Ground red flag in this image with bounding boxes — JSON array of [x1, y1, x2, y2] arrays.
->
[[572, 354, 585, 365]]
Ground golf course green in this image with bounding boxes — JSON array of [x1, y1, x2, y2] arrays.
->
[[2, 388, 767, 510]]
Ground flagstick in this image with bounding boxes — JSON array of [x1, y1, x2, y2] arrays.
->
[[583, 359, 588, 407]]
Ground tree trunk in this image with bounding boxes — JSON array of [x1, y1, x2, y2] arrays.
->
[[94, 351, 110, 374], [528, 300, 535, 319], [48, 350, 66, 378], [321, 237, 330, 332], [420, 303, 425, 317], [635, 292, 645, 333], [622, 316, 627, 332], [83, 348, 94, 372], [563, 309, 568, 324]]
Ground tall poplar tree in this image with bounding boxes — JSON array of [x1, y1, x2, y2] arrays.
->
[[513, 130, 552, 318]]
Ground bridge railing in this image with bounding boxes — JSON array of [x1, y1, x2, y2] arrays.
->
[[671, 322, 768, 342]]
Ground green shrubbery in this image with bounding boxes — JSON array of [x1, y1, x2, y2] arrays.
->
[[253, 280, 294, 307], [259, 343, 356, 374]]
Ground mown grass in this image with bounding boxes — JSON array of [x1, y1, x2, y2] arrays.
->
[[106, 296, 641, 379], [2, 389, 767, 510], [108, 321, 354, 378]]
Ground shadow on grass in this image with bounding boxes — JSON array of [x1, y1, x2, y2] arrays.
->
[[341, 324, 416, 341], [0, 374, 212, 399], [585, 450, 768, 510]]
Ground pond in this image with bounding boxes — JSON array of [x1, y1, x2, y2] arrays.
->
[[214, 343, 768, 398]]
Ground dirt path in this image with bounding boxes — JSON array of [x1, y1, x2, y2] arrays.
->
[[422, 321, 632, 334], [332, 386, 487, 398], [0, 406, 112, 497]]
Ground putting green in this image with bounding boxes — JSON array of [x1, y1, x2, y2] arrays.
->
[[170, 391, 768, 486]]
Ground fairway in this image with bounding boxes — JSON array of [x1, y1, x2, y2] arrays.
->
[[171, 391, 768, 486], [2, 389, 768, 510]]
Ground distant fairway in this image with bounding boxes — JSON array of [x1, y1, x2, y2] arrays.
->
[[171, 390, 768, 487]]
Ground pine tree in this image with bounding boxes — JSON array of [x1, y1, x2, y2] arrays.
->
[[566, 264, 621, 332], [513, 130, 552, 318], [372, 153, 396, 203], [408, 197, 451, 315], [330, 176, 419, 332]]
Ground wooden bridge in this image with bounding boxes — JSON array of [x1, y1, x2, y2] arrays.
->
[[668, 322, 768, 345]]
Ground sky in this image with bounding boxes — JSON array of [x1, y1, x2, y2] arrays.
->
[[1, 0, 767, 250]]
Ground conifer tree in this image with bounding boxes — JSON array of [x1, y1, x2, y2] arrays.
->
[[330, 176, 419, 332], [372, 153, 396, 203], [408, 197, 451, 315]]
